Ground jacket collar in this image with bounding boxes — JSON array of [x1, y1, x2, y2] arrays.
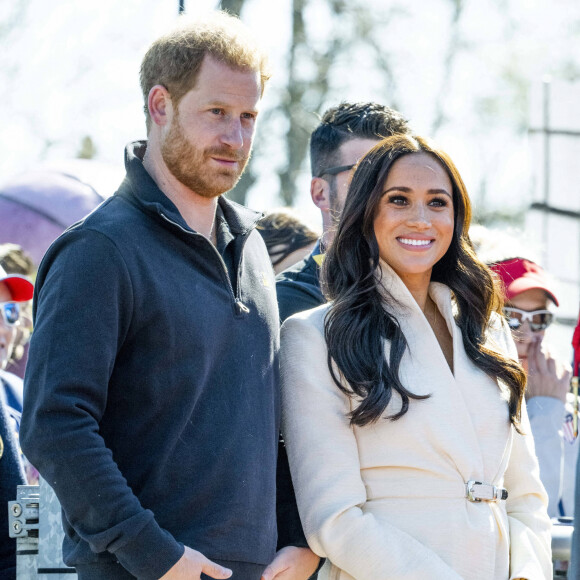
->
[[305, 239, 324, 268], [375, 258, 456, 336], [116, 140, 262, 235]]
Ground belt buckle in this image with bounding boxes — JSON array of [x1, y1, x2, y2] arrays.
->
[[466, 480, 508, 502], [466, 480, 483, 502]]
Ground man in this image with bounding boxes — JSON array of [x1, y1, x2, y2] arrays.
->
[[0, 264, 32, 576], [0, 259, 33, 443], [276, 102, 411, 322], [21, 12, 317, 580], [0, 243, 35, 380], [0, 262, 33, 410]]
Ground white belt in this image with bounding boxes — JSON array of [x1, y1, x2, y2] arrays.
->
[[465, 480, 508, 502]]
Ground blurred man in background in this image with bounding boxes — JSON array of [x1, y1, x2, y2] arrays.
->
[[0, 263, 33, 575], [276, 101, 412, 322]]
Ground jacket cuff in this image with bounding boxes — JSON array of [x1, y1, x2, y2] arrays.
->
[[112, 518, 184, 579]]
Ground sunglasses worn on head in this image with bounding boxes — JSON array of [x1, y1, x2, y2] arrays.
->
[[0, 302, 20, 326], [316, 164, 355, 178], [503, 306, 554, 332]]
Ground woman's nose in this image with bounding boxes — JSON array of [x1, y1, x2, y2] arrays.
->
[[406, 205, 431, 229]]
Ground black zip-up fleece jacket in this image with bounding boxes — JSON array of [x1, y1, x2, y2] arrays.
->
[[21, 141, 280, 579]]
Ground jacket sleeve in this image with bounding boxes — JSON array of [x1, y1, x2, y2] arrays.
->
[[20, 229, 184, 579], [280, 315, 463, 580], [504, 402, 553, 580], [276, 439, 309, 550], [275, 272, 325, 324], [527, 395, 565, 518]]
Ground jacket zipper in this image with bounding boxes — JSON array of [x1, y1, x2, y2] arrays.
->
[[159, 213, 250, 315]]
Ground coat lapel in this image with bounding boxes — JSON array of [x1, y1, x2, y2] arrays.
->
[[375, 263, 512, 485]]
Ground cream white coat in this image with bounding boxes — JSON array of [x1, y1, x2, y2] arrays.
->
[[280, 265, 552, 580]]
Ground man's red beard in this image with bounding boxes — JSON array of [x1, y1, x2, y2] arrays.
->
[[161, 115, 250, 198]]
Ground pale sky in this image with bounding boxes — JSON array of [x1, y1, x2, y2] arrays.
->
[[2, 0, 578, 217]]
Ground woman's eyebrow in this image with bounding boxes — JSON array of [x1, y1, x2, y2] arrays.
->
[[382, 186, 452, 197]]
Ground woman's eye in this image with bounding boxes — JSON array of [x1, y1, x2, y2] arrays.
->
[[387, 195, 407, 205], [429, 197, 449, 207]]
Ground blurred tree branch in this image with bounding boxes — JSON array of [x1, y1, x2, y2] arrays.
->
[[431, 0, 465, 135], [0, 0, 30, 41], [219, 0, 246, 16]]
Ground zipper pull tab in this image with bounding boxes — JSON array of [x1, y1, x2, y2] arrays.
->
[[236, 300, 250, 314]]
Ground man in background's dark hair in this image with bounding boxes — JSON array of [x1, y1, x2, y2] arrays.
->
[[310, 102, 410, 183], [276, 101, 412, 322]]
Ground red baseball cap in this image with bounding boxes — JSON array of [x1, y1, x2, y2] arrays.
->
[[0, 264, 34, 302], [489, 257, 559, 307]]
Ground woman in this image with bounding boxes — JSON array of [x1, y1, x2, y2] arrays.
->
[[280, 135, 552, 579], [489, 256, 574, 518]]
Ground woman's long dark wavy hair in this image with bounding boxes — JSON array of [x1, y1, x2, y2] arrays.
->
[[322, 134, 526, 429]]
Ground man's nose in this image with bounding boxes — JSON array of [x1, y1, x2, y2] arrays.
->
[[221, 119, 244, 149]]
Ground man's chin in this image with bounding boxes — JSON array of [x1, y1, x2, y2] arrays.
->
[[211, 171, 244, 194], [191, 179, 240, 199], [173, 171, 241, 198]]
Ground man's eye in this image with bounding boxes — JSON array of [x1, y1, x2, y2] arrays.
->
[[241, 113, 256, 120], [210, 108, 224, 115]]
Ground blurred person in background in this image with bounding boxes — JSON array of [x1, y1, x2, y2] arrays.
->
[[257, 208, 319, 274], [0, 263, 33, 574], [471, 224, 576, 519], [568, 311, 580, 580], [276, 102, 412, 322], [489, 256, 575, 518], [0, 263, 33, 429], [0, 385, 26, 576], [0, 243, 36, 379], [0, 243, 36, 277], [0, 260, 36, 485]]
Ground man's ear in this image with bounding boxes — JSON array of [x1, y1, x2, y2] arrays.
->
[[148, 85, 172, 127], [310, 177, 331, 213]]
